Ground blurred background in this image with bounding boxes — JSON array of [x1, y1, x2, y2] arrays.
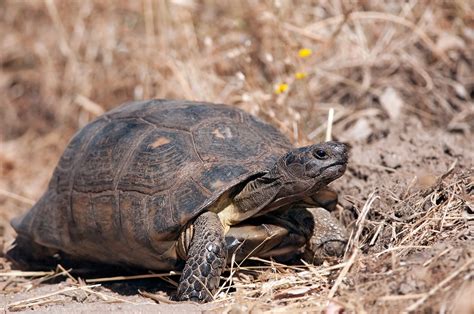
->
[[0, 0, 473, 312]]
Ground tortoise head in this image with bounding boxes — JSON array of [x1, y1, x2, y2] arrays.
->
[[230, 141, 348, 225], [277, 141, 348, 192]]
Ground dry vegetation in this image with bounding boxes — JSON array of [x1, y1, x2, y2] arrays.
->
[[0, 0, 473, 313]]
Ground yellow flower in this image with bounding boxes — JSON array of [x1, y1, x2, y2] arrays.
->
[[275, 83, 289, 94], [298, 48, 312, 58], [295, 72, 307, 79]]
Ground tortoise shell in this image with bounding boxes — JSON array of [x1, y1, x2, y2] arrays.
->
[[13, 99, 293, 270]]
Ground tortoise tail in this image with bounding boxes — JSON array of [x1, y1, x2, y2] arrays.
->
[[6, 236, 59, 270]]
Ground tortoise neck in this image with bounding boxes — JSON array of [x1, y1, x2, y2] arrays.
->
[[233, 174, 283, 215], [233, 164, 318, 221]]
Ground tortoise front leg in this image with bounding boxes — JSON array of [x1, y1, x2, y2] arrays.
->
[[176, 211, 226, 302]]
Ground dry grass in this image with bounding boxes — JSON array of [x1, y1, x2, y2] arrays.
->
[[0, 0, 473, 312], [205, 165, 472, 312]]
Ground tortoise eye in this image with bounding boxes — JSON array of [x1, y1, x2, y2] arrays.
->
[[285, 152, 296, 165], [314, 149, 328, 160]]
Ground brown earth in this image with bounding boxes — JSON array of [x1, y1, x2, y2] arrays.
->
[[1, 1, 473, 313]]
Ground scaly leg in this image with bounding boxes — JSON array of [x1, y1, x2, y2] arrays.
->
[[176, 211, 226, 302]]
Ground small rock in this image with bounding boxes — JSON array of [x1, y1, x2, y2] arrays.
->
[[340, 118, 372, 142], [463, 201, 474, 221], [324, 301, 345, 314], [380, 87, 403, 120], [451, 81, 468, 99]]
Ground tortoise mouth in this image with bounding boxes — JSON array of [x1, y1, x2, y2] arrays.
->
[[325, 161, 347, 169], [313, 161, 347, 179]]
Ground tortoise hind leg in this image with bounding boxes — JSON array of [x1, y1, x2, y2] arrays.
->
[[176, 211, 227, 302], [289, 207, 348, 263], [6, 236, 59, 270]]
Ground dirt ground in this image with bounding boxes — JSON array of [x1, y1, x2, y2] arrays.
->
[[1, 1, 473, 313]]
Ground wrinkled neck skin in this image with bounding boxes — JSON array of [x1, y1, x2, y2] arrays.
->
[[233, 160, 326, 221]]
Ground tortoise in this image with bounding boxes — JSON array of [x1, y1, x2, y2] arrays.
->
[[8, 99, 349, 302]]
